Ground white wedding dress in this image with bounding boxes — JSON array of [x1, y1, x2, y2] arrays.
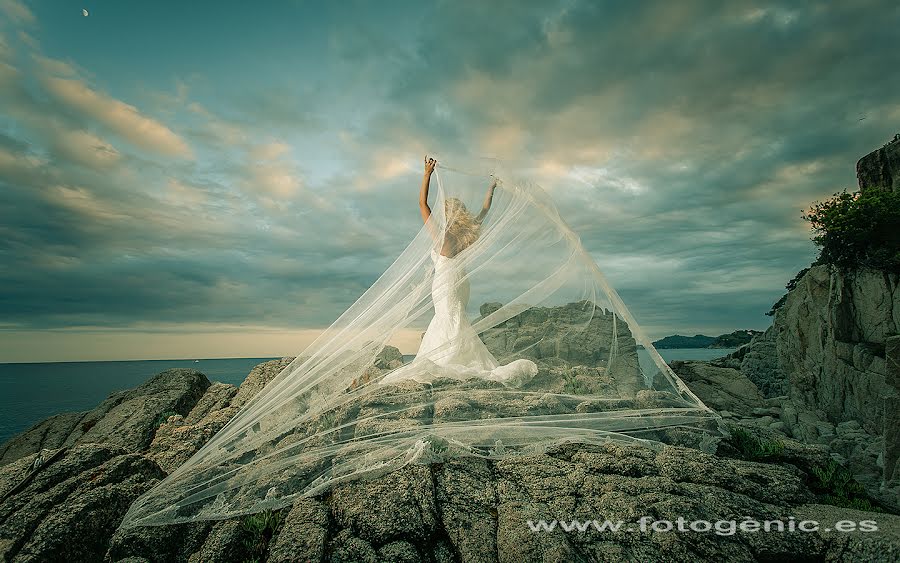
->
[[380, 249, 538, 387]]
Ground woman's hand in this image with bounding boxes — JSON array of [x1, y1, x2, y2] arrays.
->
[[424, 155, 437, 176], [489, 175, 499, 189]]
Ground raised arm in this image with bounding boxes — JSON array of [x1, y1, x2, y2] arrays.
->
[[420, 156, 436, 223], [475, 176, 498, 223], [420, 156, 440, 242]]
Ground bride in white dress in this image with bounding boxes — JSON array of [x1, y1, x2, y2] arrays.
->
[[380, 156, 538, 387]]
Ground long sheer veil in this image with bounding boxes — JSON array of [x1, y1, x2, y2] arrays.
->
[[120, 157, 721, 528]]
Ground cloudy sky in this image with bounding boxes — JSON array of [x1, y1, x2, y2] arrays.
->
[[1, 0, 898, 362]]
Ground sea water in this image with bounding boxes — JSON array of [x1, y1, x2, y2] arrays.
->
[[0, 348, 735, 446]]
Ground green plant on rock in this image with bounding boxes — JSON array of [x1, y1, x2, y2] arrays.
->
[[561, 371, 591, 395], [801, 186, 900, 275], [431, 435, 450, 453], [728, 427, 785, 460], [810, 460, 882, 512], [241, 508, 285, 563]]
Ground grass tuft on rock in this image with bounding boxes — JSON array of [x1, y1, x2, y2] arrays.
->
[[810, 460, 883, 513], [241, 508, 285, 563], [729, 427, 785, 461]]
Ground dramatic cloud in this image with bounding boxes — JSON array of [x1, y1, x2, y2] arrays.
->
[[1, 0, 898, 360], [42, 76, 193, 158], [0, 0, 34, 25]]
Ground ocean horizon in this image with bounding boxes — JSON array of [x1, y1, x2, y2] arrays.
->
[[0, 347, 735, 446]]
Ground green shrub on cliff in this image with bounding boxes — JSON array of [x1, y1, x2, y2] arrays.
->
[[802, 187, 900, 274]]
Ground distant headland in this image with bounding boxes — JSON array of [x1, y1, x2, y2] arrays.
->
[[652, 329, 763, 349]]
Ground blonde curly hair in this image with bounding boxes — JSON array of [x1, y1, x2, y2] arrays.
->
[[443, 197, 481, 254]]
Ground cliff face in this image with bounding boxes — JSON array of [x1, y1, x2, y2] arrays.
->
[[773, 265, 898, 435], [740, 132, 900, 431], [733, 264, 900, 509], [738, 264, 899, 432], [857, 133, 900, 193]]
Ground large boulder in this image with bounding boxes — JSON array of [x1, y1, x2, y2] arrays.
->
[[0, 369, 210, 466], [374, 346, 404, 370], [229, 358, 295, 410], [267, 498, 329, 563], [668, 360, 765, 416], [145, 382, 239, 473], [74, 369, 211, 453], [147, 358, 295, 473], [0, 444, 164, 562], [479, 301, 645, 396]]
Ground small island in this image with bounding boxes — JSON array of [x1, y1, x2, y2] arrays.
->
[[652, 329, 763, 349]]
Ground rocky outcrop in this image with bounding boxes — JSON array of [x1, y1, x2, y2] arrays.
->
[[0, 369, 211, 466], [0, 359, 303, 563], [736, 325, 790, 397], [857, 133, 900, 193], [717, 263, 899, 511], [0, 348, 897, 561], [229, 357, 296, 410], [718, 397, 889, 507], [479, 301, 645, 397], [479, 301, 635, 364], [668, 360, 766, 416], [146, 358, 294, 473], [105, 439, 900, 562], [374, 346, 404, 370]]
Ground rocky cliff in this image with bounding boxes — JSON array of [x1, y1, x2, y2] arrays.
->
[[684, 136, 900, 528], [728, 265, 897, 432], [715, 263, 899, 509], [857, 133, 900, 193]]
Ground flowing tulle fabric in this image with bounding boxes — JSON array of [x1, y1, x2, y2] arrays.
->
[[120, 158, 722, 528]]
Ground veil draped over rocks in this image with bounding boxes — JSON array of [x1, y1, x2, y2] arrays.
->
[[121, 158, 721, 528]]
